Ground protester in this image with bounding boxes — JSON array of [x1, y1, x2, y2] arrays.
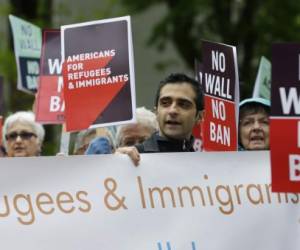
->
[[115, 107, 158, 148], [2, 111, 45, 157], [239, 97, 270, 150], [117, 73, 204, 165], [73, 127, 115, 155]]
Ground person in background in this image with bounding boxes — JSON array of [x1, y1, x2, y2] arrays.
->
[[115, 107, 158, 148], [73, 127, 115, 155], [85, 136, 114, 155], [239, 97, 270, 150], [2, 111, 45, 157], [117, 73, 204, 165]]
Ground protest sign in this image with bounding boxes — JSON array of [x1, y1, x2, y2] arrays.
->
[[192, 124, 203, 152], [61, 16, 135, 131], [0, 152, 299, 250], [35, 29, 65, 124], [271, 43, 300, 192], [201, 41, 239, 151], [9, 15, 42, 94], [252, 56, 271, 99], [193, 60, 203, 151]]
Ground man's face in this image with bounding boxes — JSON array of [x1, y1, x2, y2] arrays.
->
[[119, 124, 154, 147], [156, 83, 202, 140], [239, 111, 269, 150], [5, 122, 41, 157]]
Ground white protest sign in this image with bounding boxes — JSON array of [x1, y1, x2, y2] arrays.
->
[[0, 152, 299, 250], [252, 56, 271, 99], [9, 15, 41, 93]]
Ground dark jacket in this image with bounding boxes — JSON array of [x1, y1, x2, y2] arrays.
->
[[135, 132, 195, 153]]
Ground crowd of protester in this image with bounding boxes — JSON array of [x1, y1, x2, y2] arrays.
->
[[0, 73, 270, 163]]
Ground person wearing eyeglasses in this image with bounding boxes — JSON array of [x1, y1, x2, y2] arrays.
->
[[239, 97, 270, 150], [2, 111, 45, 157]]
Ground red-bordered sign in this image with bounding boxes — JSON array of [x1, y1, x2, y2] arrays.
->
[[201, 41, 239, 151], [61, 16, 136, 131], [271, 43, 300, 192], [35, 29, 65, 124]]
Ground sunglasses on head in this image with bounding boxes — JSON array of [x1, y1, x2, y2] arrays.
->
[[5, 131, 37, 141]]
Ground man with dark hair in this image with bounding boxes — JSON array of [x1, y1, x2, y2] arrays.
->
[[154, 73, 204, 113], [117, 73, 204, 165]]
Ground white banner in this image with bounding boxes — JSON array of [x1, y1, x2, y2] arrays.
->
[[0, 152, 299, 250]]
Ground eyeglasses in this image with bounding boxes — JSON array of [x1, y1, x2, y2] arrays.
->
[[5, 131, 37, 141]]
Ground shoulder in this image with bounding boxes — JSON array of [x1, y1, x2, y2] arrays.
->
[[135, 132, 159, 153], [135, 143, 145, 153]]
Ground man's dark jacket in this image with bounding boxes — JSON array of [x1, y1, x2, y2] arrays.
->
[[135, 132, 195, 153]]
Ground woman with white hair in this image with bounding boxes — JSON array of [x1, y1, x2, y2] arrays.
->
[[2, 111, 45, 157], [115, 107, 158, 147]]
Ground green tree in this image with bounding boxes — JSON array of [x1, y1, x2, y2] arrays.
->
[[121, 0, 300, 98]]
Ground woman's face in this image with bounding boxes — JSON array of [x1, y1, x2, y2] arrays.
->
[[5, 122, 41, 157], [239, 110, 270, 150]]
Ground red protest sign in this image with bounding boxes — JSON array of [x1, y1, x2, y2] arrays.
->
[[192, 123, 203, 152], [203, 95, 237, 150], [192, 60, 204, 152], [271, 119, 300, 191], [201, 41, 239, 151], [61, 16, 135, 132], [35, 29, 65, 124], [271, 43, 300, 192]]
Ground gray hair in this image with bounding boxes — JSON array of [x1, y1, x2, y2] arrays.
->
[[115, 107, 158, 147], [2, 111, 45, 148]]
